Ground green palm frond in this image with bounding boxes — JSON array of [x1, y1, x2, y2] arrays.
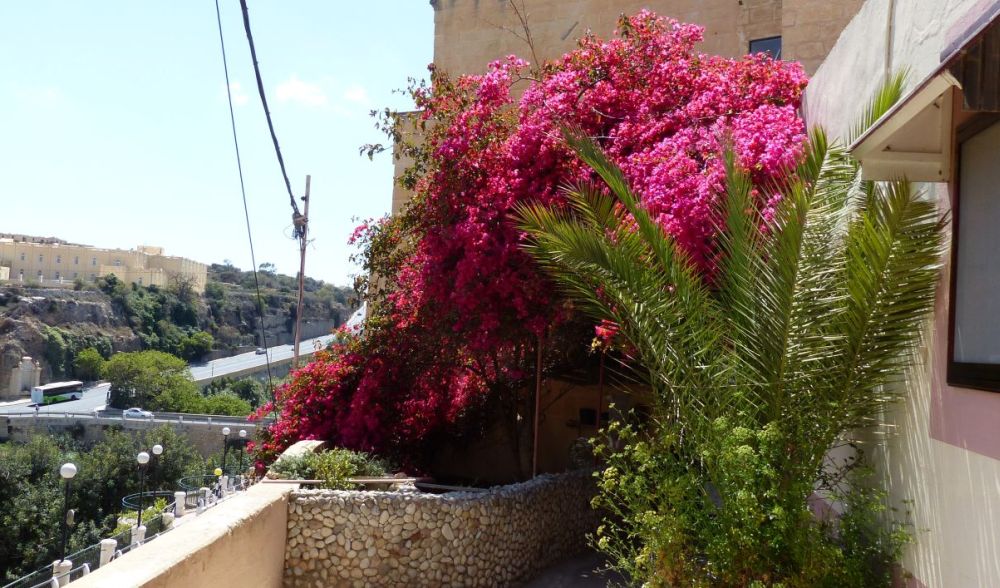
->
[[518, 72, 942, 586], [848, 68, 909, 145], [517, 71, 943, 451]]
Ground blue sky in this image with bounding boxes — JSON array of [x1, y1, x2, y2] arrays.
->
[[0, 1, 434, 286]]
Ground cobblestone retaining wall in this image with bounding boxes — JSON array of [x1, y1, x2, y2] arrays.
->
[[284, 471, 599, 587]]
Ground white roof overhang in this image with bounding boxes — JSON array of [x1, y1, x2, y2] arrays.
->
[[850, 72, 960, 182], [849, 0, 1000, 182]]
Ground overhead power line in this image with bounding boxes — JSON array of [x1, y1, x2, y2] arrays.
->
[[213, 0, 276, 401], [238, 0, 304, 237]]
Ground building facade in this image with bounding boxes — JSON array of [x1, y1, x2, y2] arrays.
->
[[808, 1, 999, 585], [0, 239, 207, 293]]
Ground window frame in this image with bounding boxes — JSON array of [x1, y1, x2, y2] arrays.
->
[[749, 36, 782, 59], [947, 113, 1000, 392]]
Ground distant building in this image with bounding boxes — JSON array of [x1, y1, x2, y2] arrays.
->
[[0, 238, 207, 293], [393, 0, 864, 214]]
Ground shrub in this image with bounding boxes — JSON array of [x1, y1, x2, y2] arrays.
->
[[269, 448, 389, 490], [517, 89, 938, 585], [259, 10, 807, 470]]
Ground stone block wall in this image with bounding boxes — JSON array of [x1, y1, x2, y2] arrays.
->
[[284, 470, 599, 587]]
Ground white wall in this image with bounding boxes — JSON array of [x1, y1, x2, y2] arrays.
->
[[805, 2, 1000, 586]]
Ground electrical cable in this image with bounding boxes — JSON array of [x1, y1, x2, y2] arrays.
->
[[238, 0, 303, 236], [214, 0, 276, 408]]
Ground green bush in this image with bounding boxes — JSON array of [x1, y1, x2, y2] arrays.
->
[[269, 448, 389, 490], [73, 347, 106, 381], [201, 392, 251, 416], [518, 76, 936, 587]]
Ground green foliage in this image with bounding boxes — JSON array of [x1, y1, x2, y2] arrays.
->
[[96, 274, 202, 357], [205, 376, 268, 409], [201, 392, 252, 417], [179, 330, 214, 362], [517, 80, 939, 586], [104, 350, 197, 411], [43, 327, 113, 380], [203, 281, 225, 301], [0, 427, 204, 580], [42, 326, 70, 378], [73, 347, 106, 381], [115, 498, 170, 534], [269, 448, 389, 490]]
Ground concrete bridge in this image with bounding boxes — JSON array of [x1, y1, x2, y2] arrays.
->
[[0, 411, 272, 457], [188, 334, 338, 387]]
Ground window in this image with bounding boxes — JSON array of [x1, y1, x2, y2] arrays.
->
[[114, 259, 121, 266], [19, 252, 24, 261], [55, 272, 60, 281], [56, 255, 61, 264], [74, 256, 79, 265], [72, 272, 78, 278], [38, 254, 43, 263], [749, 36, 782, 59], [138, 277, 143, 285], [949, 117, 1000, 391], [37, 271, 42, 279], [91, 257, 97, 266]]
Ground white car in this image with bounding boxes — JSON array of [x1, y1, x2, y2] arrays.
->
[[123, 407, 154, 419]]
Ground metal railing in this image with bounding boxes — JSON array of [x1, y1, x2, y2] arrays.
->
[[2, 567, 52, 588], [2, 412, 270, 426], [2, 472, 259, 588], [120, 491, 177, 512]]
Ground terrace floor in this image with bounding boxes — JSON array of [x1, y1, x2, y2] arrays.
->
[[525, 551, 622, 587]]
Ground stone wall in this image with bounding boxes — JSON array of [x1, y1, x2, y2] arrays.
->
[[284, 470, 599, 587]]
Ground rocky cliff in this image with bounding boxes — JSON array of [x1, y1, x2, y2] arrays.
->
[[0, 273, 355, 392], [0, 288, 140, 389]]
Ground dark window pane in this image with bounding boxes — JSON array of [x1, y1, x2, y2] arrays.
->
[[749, 36, 782, 59]]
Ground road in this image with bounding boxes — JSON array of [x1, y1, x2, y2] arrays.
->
[[0, 334, 338, 416], [0, 383, 109, 415], [188, 334, 338, 382]]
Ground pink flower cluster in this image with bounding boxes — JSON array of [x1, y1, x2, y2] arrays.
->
[[255, 11, 808, 466]]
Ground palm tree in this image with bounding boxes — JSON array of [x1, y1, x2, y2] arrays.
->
[[515, 73, 943, 586]]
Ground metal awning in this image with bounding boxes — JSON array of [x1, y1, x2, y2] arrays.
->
[[850, 0, 1000, 181]]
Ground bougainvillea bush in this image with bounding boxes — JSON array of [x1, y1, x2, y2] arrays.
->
[[253, 11, 808, 470]]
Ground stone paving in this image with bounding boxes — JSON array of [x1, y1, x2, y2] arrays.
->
[[524, 551, 623, 587]]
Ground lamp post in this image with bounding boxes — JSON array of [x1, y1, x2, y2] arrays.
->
[[59, 463, 77, 562], [221, 427, 231, 475], [237, 430, 247, 476], [136, 451, 150, 529], [151, 444, 163, 490]]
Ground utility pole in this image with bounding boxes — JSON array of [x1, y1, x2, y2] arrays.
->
[[292, 175, 311, 369]]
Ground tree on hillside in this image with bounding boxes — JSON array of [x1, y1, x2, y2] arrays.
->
[[73, 347, 106, 382], [179, 331, 214, 362]]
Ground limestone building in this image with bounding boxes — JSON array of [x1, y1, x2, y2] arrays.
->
[[0, 238, 207, 293], [392, 0, 864, 214]]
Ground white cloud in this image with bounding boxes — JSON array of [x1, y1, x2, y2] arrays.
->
[[342, 83, 369, 105], [229, 82, 249, 106], [218, 82, 249, 106], [275, 75, 327, 107]]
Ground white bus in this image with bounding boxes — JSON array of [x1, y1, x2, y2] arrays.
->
[[31, 381, 84, 405]]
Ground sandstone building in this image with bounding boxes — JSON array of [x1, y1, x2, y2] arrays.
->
[[0, 238, 207, 293], [393, 0, 864, 214]]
